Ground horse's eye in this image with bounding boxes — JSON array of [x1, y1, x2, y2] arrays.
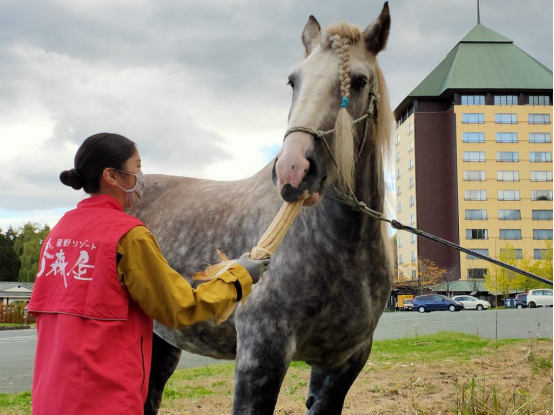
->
[[352, 77, 367, 92]]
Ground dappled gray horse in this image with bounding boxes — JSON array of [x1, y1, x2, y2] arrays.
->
[[136, 3, 394, 414]]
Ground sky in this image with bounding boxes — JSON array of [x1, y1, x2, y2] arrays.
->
[[0, 0, 552, 230]]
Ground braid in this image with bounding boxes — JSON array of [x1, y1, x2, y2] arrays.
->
[[329, 35, 356, 189]]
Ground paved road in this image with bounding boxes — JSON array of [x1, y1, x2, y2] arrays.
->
[[1, 307, 551, 393]]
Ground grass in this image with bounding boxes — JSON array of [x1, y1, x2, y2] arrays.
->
[[0, 324, 26, 327], [0, 332, 551, 414]]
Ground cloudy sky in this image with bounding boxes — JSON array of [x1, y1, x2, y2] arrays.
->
[[0, 0, 552, 230]]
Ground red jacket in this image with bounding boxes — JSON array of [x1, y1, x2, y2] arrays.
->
[[28, 195, 152, 414]]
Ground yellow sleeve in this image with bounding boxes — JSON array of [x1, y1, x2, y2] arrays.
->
[[116, 226, 253, 329]]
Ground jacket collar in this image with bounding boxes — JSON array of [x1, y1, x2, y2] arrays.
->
[[77, 194, 123, 211]]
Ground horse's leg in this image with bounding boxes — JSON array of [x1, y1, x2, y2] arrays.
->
[[144, 333, 182, 415], [305, 339, 373, 415], [232, 328, 292, 415]]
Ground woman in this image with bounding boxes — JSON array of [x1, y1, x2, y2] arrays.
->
[[28, 132, 269, 414]]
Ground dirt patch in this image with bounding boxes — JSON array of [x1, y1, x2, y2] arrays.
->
[[159, 340, 552, 415]]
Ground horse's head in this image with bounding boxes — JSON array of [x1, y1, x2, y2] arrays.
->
[[272, 2, 391, 206]]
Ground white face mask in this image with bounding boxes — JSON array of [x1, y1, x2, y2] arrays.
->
[[114, 169, 147, 209]]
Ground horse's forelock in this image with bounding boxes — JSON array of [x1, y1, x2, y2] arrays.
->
[[321, 23, 361, 48]]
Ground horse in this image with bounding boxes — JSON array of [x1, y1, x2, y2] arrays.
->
[[135, 3, 394, 414]]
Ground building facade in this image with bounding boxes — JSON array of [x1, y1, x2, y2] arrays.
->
[[394, 24, 553, 281]]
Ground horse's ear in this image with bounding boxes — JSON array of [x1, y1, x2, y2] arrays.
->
[[363, 2, 391, 55], [302, 15, 321, 56]]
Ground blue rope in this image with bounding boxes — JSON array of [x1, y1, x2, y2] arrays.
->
[[341, 97, 349, 108]]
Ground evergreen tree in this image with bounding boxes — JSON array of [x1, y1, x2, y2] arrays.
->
[[0, 226, 21, 281], [13, 222, 51, 282]]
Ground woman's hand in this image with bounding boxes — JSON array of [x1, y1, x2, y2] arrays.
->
[[236, 253, 270, 283]]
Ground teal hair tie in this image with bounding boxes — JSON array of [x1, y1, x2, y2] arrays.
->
[[341, 97, 349, 108]]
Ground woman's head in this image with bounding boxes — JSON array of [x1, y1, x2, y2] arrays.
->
[[60, 133, 137, 194]]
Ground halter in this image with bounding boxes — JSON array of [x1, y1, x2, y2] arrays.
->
[[283, 75, 380, 166]]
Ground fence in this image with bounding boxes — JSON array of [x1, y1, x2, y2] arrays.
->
[[0, 303, 36, 325]]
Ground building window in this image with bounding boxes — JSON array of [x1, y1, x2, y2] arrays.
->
[[410, 214, 415, 225], [409, 141, 414, 152], [397, 186, 401, 196], [465, 190, 487, 201], [529, 96, 550, 106], [467, 249, 489, 259], [497, 171, 519, 181], [529, 133, 551, 143], [409, 159, 414, 170], [532, 190, 553, 201], [494, 95, 518, 106], [468, 268, 487, 279], [411, 234, 416, 244], [498, 190, 520, 201], [529, 114, 550, 124], [463, 132, 485, 143], [409, 177, 414, 188], [408, 123, 413, 135], [531, 171, 553, 182], [396, 135, 400, 146], [500, 229, 522, 240], [534, 249, 548, 260], [398, 237, 403, 248], [533, 230, 553, 240], [463, 151, 486, 162], [411, 251, 416, 262], [462, 95, 485, 105], [495, 113, 517, 124], [411, 270, 417, 279], [532, 210, 553, 220], [397, 169, 401, 179], [496, 132, 518, 143], [399, 254, 404, 265], [397, 202, 402, 213], [410, 195, 415, 206], [396, 151, 401, 162], [462, 113, 484, 124], [466, 229, 488, 240], [464, 171, 486, 181], [466, 209, 487, 220], [499, 249, 523, 260], [530, 152, 552, 162], [496, 152, 518, 162], [499, 209, 521, 220]]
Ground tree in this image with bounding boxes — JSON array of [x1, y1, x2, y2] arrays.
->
[[484, 243, 518, 297], [512, 250, 543, 292], [0, 227, 21, 281], [13, 222, 51, 282], [534, 240, 553, 287], [400, 257, 446, 295], [441, 265, 460, 298]]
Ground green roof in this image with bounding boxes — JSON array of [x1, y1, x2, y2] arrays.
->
[[408, 24, 553, 97]]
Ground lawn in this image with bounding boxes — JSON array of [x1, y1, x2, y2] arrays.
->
[[0, 332, 551, 414]]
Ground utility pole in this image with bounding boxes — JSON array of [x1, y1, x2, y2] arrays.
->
[[477, 0, 481, 24]]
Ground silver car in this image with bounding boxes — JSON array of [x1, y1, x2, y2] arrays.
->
[[451, 295, 491, 310]]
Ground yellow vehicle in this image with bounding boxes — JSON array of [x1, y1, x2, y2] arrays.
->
[[396, 295, 415, 311]]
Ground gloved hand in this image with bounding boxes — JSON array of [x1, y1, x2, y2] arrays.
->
[[236, 253, 270, 283]]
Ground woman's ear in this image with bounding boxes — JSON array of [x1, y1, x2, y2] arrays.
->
[[101, 167, 118, 188]]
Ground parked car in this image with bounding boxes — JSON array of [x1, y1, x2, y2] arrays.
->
[[412, 294, 464, 313], [527, 289, 553, 308], [451, 295, 491, 310], [403, 298, 414, 311], [515, 293, 527, 309]]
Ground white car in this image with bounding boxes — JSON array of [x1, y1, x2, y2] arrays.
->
[[451, 295, 491, 311], [527, 289, 553, 308]]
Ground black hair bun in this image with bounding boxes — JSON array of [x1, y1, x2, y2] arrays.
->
[[60, 168, 84, 190]]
